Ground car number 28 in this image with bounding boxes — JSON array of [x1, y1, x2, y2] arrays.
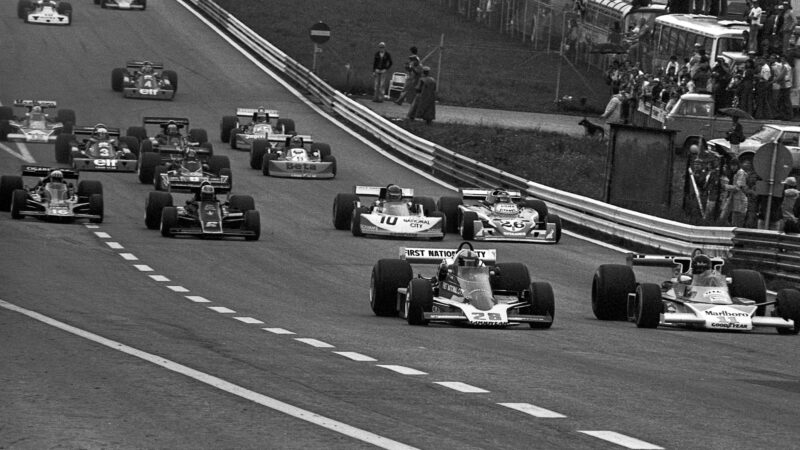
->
[[472, 312, 502, 321]]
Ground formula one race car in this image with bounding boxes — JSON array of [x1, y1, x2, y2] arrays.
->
[[370, 242, 554, 328], [0, 166, 103, 223], [591, 251, 799, 334], [18, 0, 72, 25], [252, 135, 336, 179], [0, 100, 75, 143], [54, 124, 139, 171], [144, 182, 259, 240], [333, 185, 445, 240], [220, 106, 295, 150], [438, 188, 562, 243], [94, 0, 146, 10], [129, 117, 215, 184], [111, 60, 177, 100]]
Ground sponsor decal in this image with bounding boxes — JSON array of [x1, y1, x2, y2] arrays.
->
[[138, 89, 160, 95], [502, 232, 526, 236], [441, 282, 462, 296], [285, 162, 316, 171], [703, 306, 752, 330], [204, 221, 218, 228], [404, 249, 494, 259], [93, 159, 118, 167]]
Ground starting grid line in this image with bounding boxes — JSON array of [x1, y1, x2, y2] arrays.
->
[[77, 223, 663, 449]]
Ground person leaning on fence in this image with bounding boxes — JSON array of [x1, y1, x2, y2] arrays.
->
[[372, 42, 393, 103]]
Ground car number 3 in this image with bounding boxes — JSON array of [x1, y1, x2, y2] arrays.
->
[[471, 312, 502, 321]]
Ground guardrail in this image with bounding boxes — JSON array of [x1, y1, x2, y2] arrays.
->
[[186, 0, 736, 256], [730, 229, 800, 283]]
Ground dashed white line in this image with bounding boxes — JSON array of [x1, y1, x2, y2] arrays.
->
[[295, 338, 334, 348], [186, 295, 211, 303], [84, 224, 100, 229], [499, 403, 567, 418], [107, 242, 124, 249], [578, 431, 663, 449], [119, 253, 138, 261], [263, 328, 295, 335], [434, 382, 489, 393], [209, 306, 235, 313], [334, 352, 377, 362], [234, 317, 264, 324], [149, 275, 170, 282], [167, 286, 189, 292], [376, 365, 427, 376], [94, 231, 111, 238], [133, 264, 153, 272]]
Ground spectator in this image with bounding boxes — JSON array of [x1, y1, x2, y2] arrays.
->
[[721, 159, 749, 225], [600, 88, 626, 131], [739, 57, 756, 115], [766, 4, 785, 54], [754, 57, 774, 119], [693, 55, 712, 93], [711, 57, 731, 110], [781, 2, 797, 55], [395, 54, 422, 106], [665, 55, 681, 81], [372, 42, 393, 103], [727, 115, 746, 154], [781, 176, 799, 230], [702, 159, 722, 218], [747, 0, 763, 54], [407, 66, 437, 125], [742, 161, 760, 227], [776, 55, 794, 120]]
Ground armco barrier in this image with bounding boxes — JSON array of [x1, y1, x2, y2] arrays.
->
[[187, 0, 740, 256], [730, 229, 800, 283]]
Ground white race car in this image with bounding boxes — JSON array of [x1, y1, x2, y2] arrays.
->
[[18, 0, 71, 25]]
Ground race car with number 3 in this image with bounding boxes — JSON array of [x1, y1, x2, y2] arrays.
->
[[111, 60, 177, 100], [370, 242, 555, 328], [0, 100, 74, 143], [18, 0, 72, 25], [0, 166, 103, 223], [94, 0, 146, 10], [591, 251, 799, 334], [333, 185, 445, 240], [54, 124, 139, 171], [220, 107, 295, 150], [438, 188, 562, 243]]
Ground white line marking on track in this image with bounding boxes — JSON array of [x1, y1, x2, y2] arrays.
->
[[376, 365, 427, 375], [234, 317, 264, 324], [94, 232, 111, 238], [434, 382, 489, 393], [499, 403, 567, 418], [0, 142, 35, 163], [185, 295, 211, 303], [334, 352, 377, 362], [149, 275, 170, 282], [262, 328, 295, 335], [578, 431, 663, 449], [0, 299, 418, 450], [84, 224, 100, 229], [209, 306, 235, 313], [295, 338, 334, 348], [119, 253, 138, 261], [167, 286, 189, 292], [133, 264, 153, 272], [106, 242, 123, 249]]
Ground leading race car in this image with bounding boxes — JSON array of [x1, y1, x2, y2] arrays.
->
[[94, 0, 146, 10], [591, 251, 799, 334], [0, 100, 75, 143], [253, 135, 336, 179], [130, 117, 215, 184], [18, 0, 72, 25], [220, 106, 295, 150], [111, 60, 177, 100], [438, 188, 562, 243], [0, 166, 103, 223], [144, 182, 260, 240], [370, 241, 555, 328], [332, 185, 445, 240], [54, 123, 139, 171], [153, 149, 231, 193]]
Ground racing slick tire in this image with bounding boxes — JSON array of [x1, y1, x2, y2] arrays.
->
[[77, 180, 103, 197], [412, 196, 436, 215], [120, 136, 140, 157], [18, 0, 31, 19], [277, 118, 295, 134], [250, 139, 268, 169], [370, 259, 413, 316], [94, 0, 100, 4], [437, 196, 461, 234], [220, 115, 237, 143], [332, 193, 358, 230], [55, 134, 74, 164], [219, 168, 233, 189], [592, 264, 636, 321], [322, 155, 337, 177], [730, 269, 767, 316], [160, 206, 178, 237], [10, 189, 27, 220], [56, 109, 76, 128], [89, 194, 103, 224], [0, 176, 24, 212], [546, 213, 563, 243], [153, 166, 165, 191], [230, 195, 255, 212], [351, 207, 364, 237], [775, 289, 800, 335], [229, 132, 239, 150], [189, 128, 208, 144], [528, 281, 555, 329], [0, 106, 13, 121], [58, 1, 72, 22], [100, 0, 106, 6], [262, 153, 279, 176], [0, 121, 12, 141], [460, 210, 479, 240], [145, 191, 173, 230], [111, 68, 125, 92], [139, 139, 152, 154], [493, 263, 531, 292], [522, 198, 548, 221], [243, 210, 261, 241], [311, 142, 331, 159], [140, 0, 147, 10], [199, 141, 214, 155], [163, 70, 178, 94], [632, 283, 662, 328], [429, 211, 446, 241], [138, 152, 160, 184], [406, 278, 433, 326], [126, 126, 147, 144], [208, 155, 231, 174]]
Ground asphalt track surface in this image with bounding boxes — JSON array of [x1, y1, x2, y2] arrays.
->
[[0, 2, 798, 449]]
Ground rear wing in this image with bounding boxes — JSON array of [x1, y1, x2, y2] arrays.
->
[[21, 165, 78, 179], [170, 178, 231, 194], [126, 60, 164, 69], [268, 133, 313, 144], [143, 117, 190, 127], [355, 185, 414, 198], [236, 108, 279, 120], [400, 247, 497, 265], [460, 188, 522, 200], [73, 126, 121, 137], [626, 253, 725, 274], [14, 99, 57, 109]]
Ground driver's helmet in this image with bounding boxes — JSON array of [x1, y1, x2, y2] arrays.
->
[[32, 105, 42, 114], [289, 135, 303, 148], [457, 250, 481, 267], [141, 62, 154, 74], [691, 254, 712, 275], [50, 170, 64, 184], [186, 149, 198, 160], [255, 107, 268, 123], [166, 121, 179, 136], [494, 189, 511, 203], [386, 184, 403, 202], [93, 124, 108, 140], [199, 182, 215, 201]]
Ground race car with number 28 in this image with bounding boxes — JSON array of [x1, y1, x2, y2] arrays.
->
[[370, 242, 554, 328]]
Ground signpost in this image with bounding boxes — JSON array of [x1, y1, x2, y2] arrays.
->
[[309, 22, 330, 74]]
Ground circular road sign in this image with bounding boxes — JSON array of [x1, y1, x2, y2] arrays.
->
[[753, 142, 793, 181], [310, 22, 331, 44]]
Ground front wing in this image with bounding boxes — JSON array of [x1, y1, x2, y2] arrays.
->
[[123, 87, 175, 100], [470, 218, 558, 243], [267, 160, 335, 179], [165, 218, 255, 239], [26, 11, 70, 25], [102, 0, 146, 9], [420, 297, 552, 327], [16, 201, 100, 222], [357, 213, 444, 239], [658, 301, 794, 332], [7, 129, 59, 143], [73, 157, 137, 172]]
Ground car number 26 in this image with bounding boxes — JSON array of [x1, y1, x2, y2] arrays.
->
[[501, 220, 524, 230]]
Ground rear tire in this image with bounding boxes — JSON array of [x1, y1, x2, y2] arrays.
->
[[370, 259, 413, 316], [126, 126, 147, 143], [437, 196, 461, 233], [55, 134, 73, 164], [406, 278, 433, 325], [592, 264, 636, 321], [493, 263, 531, 292], [412, 196, 436, 215], [250, 138, 268, 169], [77, 180, 103, 197], [277, 118, 295, 134], [333, 193, 358, 230], [775, 289, 800, 335], [145, 191, 172, 230], [522, 198, 548, 221], [120, 136, 140, 157], [0, 176, 24, 212], [56, 109, 76, 127], [207, 155, 230, 174], [528, 282, 555, 329], [160, 206, 178, 237], [189, 128, 207, 144], [633, 283, 662, 328], [229, 195, 255, 212], [311, 142, 331, 158], [18, 0, 32, 19], [163, 70, 178, 93]]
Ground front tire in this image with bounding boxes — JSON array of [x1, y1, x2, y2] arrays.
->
[[145, 191, 173, 230], [10, 189, 27, 219], [160, 206, 178, 237], [138, 152, 160, 184], [528, 281, 555, 329], [406, 278, 433, 325], [775, 289, 800, 335], [243, 210, 260, 241], [592, 264, 636, 321], [370, 259, 413, 316], [0, 176, 24, 212], [546, 213, 563, 243], [89, 194, 104, 224], [437, 196, 461, 233], [632, 283, 661, 328], [220, 116, 237, 143], [250, 138, 268, 169], [333, 193, 358, 230]]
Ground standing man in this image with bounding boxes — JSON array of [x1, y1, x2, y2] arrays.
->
[[407, 66, 437, 125], [372, 42, 393, 103], [781, 2, 797, 55], [747, 0, 763, 54]]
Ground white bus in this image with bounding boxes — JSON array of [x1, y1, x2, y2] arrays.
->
[[650, 14, 749, 73], [579, 0, 668, 49]]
